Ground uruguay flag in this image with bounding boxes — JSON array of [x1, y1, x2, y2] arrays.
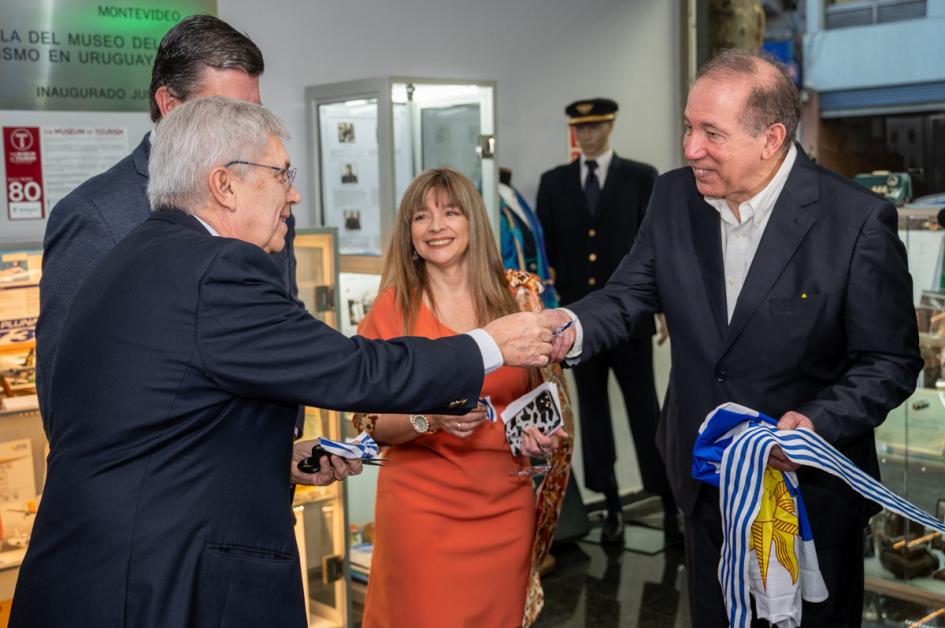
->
[[693, 402, 945, 628]]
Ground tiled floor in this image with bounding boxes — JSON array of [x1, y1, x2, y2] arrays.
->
[[532, 499, 945, 628], [534, 537, 689, 628], [350, 497, 945, 627]]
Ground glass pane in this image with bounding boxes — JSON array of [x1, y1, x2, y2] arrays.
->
[[390, 82, 495, 210], [870, 212, 945, 597], [294, 231, 337, 328], [421, 103, 482, 183], [319, 99, 382, 256]]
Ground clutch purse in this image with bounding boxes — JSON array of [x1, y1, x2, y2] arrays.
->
[[500, 382, 563, 456]]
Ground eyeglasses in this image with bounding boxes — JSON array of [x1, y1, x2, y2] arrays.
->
[[225, 160, 297, 187]]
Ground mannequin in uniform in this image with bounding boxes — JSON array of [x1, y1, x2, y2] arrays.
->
[[536, 98, 679, 543]]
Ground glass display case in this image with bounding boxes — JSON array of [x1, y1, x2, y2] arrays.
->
[[0, 242, 44, 625], [865, 210, 945, 622], [290, 228, 353, 627], [305, 77, 497, 274]]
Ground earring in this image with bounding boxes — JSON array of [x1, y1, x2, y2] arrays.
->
[[411, 249, 419, 261]]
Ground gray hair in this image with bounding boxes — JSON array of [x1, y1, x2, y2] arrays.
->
[[148, 96, 289, 212], [696, 48, 800, 152]]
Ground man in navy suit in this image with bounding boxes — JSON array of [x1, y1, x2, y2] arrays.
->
[[11, 97, 554, 628], [537, 98, 676, 543], [36, 15, 292, 425], [543, 51, 920, 627]]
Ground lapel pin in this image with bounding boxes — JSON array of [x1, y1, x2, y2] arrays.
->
[[801, 293, 808, 299]]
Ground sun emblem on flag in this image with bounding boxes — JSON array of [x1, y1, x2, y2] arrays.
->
[[751, 468, 800, 589]]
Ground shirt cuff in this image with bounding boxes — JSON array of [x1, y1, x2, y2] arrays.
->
[[466, 328, 504, 374], [559, 308, 584, 364]]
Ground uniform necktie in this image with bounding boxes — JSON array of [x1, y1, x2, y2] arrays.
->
[[584, 160, 600, 216]]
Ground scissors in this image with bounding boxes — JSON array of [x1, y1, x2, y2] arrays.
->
[[552, 319, 575, 336], [297, 445, 387, 474]]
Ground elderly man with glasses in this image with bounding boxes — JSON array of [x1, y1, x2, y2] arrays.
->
[[10, 97, 554, 628]]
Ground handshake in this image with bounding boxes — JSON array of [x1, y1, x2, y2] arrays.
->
[[482, 309, 578, 367]]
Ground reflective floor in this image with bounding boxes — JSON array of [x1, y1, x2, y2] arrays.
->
[[533, 536, 689, 628], [533, 499, 945, 628]]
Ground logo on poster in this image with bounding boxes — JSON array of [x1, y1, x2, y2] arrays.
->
[[9, 128, 33, 152]]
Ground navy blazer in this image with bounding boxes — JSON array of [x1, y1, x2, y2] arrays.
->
[[35, 134, 299, 423], [11, 210, 481, 628], [569, 149, 921, 545], [537, 154, 657, 337]]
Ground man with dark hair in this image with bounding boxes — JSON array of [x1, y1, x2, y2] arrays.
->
[[36, 15, 293, 427], [146, 14, 264, 122], [542, 49, 920, 626]]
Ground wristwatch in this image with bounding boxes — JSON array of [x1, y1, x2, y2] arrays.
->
[[409, 414, 431, 434]]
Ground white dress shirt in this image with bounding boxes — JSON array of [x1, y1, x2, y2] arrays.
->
[[191, 212, 503, 374], [704, 144, 797, 321], [564, 144, 797, 359], [581, 149, 613, 190]]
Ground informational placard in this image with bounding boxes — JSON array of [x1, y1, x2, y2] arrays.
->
[[338, 272, 381, 337], [41, 127, 128, 210], [319, 101, 382, 256], [2, 126, 128, 219], [0, 0, 216, 111], [2, 127, 44, 220]]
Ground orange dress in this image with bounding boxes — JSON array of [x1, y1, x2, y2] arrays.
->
[[359, 288, 535, 628]]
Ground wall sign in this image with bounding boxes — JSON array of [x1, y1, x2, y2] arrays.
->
[[0, 0, 217, 111], [3, 127, 44, 220], [3, 126, 129, 220]]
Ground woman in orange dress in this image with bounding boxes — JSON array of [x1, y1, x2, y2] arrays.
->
[[357, 168, 566, 627]]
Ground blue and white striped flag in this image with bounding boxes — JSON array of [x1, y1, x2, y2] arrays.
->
[[479, 396, 497, 422], [693, 403, 945, 628], [317, 431, 380, 459]]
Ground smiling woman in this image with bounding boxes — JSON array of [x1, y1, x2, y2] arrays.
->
[[355, 167, 569, 627]]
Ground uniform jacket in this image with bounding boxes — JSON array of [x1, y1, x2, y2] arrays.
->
[[536, 154, 657, 336], [568, 149, 921, 546], [11, 210, 481, 628]]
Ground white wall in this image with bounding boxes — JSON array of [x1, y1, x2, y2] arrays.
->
[[214, 0, 681, 519], [217, 0, 682, 227]]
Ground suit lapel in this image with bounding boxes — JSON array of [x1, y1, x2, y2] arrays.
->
[[132, 133, 150, 179], [564, 159, 585, 217], [722, 149, 821, 354], [689, 188, 728, 339]]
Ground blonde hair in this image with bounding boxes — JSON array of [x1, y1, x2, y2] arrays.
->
[[381, 168, 518, 334]]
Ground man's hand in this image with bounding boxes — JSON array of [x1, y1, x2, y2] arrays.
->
[[291, 439, 363, 486], [541, 309, 576, 363], [483, 312, 552, 367], [768, 411, 815, 472], [656, 313, 669, 346]]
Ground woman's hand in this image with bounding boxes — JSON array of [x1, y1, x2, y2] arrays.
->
[[429, 406, 488, 439], [520, 426, 569, 458]]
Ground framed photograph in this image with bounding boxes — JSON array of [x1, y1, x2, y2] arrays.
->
[[337, 121, 355, 144]]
